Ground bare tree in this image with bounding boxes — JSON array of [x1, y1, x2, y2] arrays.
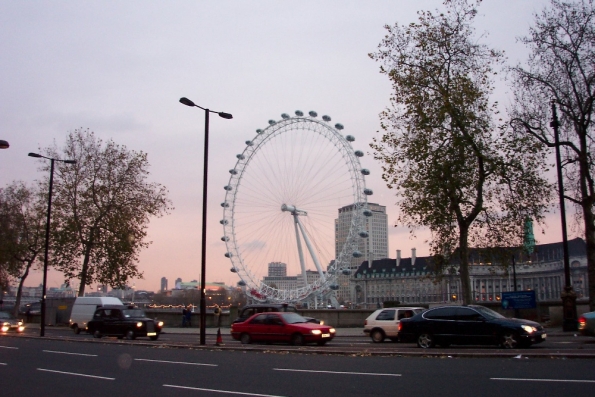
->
[[370, 0, 551, 304], [34, 129, 173, 296], [509, 0, 595, 310]]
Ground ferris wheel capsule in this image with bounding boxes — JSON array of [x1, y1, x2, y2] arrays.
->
[[221, 110, 369, 304]]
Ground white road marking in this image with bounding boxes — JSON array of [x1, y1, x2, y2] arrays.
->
[[0, 346, 18, 349], [274, 368, 401, 377], [491, 378, 595, 383], [0, 362, 7, 365], [43, 350, 97, 357], [135, 358, 217, 366], [164, 384, 285, 396], [37, 368, 115, 380]]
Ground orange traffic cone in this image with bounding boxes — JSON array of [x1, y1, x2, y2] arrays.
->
[[215, 328, 223, 346]]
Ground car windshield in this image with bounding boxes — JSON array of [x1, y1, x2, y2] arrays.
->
[[122, 309, 146, 318], [279, 312, 307, 324], [472, 305, 505, 319]]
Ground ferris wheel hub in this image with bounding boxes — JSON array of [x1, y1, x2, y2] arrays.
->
[[281, 204, 307, 216]]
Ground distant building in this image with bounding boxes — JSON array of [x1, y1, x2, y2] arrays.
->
[[175, 277, 182, 289], [352, 238, 589, 308], [160, 277, 168, 292], [335, 202, 388, 303], [268, 262, 287, 277]]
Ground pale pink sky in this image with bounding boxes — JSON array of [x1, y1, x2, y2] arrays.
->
[[1, 0, 576, 293]]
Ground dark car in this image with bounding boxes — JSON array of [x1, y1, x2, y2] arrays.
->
[[398, 305, 546, 349], [0, 311, 25, 333], [86, 305, 163, 340], [231, 312, 335, 346], [234, 304, 322, 324], [578, 310, 595, 336]]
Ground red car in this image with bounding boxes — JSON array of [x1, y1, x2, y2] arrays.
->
[[231, 312, 335, 346]]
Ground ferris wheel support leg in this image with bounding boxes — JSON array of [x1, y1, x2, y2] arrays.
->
[[295, 217, 325, 279], [293, 215, 308, 286]]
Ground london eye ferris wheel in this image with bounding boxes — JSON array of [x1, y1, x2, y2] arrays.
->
[[221, 110, 372, 304]]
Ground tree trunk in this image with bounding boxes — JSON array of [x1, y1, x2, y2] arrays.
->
[[13, 261, 31, 317], [458, 227, 473, 305], [583, 204, 595, 311]]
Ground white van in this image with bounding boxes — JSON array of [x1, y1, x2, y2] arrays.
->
[[69, 297, 124, 334]]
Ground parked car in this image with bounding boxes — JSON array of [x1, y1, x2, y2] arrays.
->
[[398, 305, 546, 349], [0, 311, 25, 333], [86, 305, 163, 340], [234, 303, 322, 324], [578, 311, 595, 336], [364, 307, 425, 343], [231, 312, 335, 346]]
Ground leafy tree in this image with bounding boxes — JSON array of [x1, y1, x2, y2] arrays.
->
[[509, 0, 595, 310], [369, 0, 551, 304], [0, 181, 46, 316], [34, 129, 173, 296]]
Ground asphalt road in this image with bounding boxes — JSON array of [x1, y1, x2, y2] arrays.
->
[[1, 335, 595, 397]]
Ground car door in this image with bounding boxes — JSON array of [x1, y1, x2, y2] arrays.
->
[[265, 314, 287, 342], [247, 314, 268, 341], [422, 307, 458, 342], [90, 309, 108, 334], [375, 309, 397, 337], [454, 307, 491, 345]]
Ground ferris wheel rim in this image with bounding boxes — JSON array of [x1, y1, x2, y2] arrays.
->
[[221, 112, 369, 303]]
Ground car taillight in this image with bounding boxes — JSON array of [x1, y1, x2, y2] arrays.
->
[[398, 323, 403, 331], [578, 316, 586, 330]]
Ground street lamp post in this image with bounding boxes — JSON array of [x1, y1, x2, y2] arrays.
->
[[179, 97, 232, 345], [28, 152, 76, 336], [550, 102, 578, 332]]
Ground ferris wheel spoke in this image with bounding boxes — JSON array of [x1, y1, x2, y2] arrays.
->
[[223, 112, 368, 303]]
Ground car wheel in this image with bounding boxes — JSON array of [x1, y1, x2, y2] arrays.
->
[[371, 329, 385, 343], [291, 333, 305, 346], [73, 325, 80, 335], [417, 333, 435, 349], [240, 333, 251, 344], [93, 330, 102, 339], [150, 335, 159, 341], [501, 332, 520, 349], [125, 330, 136, 340]]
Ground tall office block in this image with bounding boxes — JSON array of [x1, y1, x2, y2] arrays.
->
[[334, 202, 389, 302]]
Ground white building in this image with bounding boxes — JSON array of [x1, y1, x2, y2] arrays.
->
[[352, 238, 589, 308], [334, 202, 389, 303]]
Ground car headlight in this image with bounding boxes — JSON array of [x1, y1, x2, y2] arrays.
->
[[329, 328, 336, 333], [521, 325, 537, 334], [311, 330, 322, 335], [1, 325, 8, 332], [18, 321, 23, 326], [157, 321, 164, 327], [136, 322, 143, 328]]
